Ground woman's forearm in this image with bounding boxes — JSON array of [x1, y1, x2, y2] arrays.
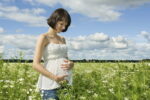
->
[[32, 63, 57, 81]]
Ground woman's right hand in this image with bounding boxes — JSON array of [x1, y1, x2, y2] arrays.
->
[[54, 74, 68, 83]]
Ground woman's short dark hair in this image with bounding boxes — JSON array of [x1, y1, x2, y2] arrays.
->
[[47, 8, 71, 32]]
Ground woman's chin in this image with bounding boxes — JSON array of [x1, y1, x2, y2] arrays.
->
[[58, 31, 62, 33], [55, 30, 61, 33]]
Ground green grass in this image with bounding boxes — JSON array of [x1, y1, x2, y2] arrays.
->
[[0, 60, 150, 100]]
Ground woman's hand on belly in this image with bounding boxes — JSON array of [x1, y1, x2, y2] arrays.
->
[[61, 59, 74, 70], [54, 74, 68, 83]]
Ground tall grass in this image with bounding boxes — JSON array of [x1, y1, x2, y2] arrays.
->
[[0, 58, 150, 100]]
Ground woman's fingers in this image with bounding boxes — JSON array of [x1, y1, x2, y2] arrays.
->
[[61, 67, 69, 70], [62, 74, 68, 78], [61, 59, 73, 70], [56, 75, 68, 82], [60, 74, 68, 77], [64, 59, 69, 62], [61, 64, 69, 69], [61, 64, 68, 67]]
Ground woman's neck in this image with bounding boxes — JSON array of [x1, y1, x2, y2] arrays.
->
[[47, 27, 58, 37]]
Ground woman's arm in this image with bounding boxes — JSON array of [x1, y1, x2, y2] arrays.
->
[[32, 34, 67, 82], [61, 37, 74, 69]]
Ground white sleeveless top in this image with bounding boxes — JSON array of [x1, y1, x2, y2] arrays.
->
[[36, 37, 72, 90]]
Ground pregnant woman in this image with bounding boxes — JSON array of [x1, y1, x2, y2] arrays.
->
[[32, 8, 74, 100]]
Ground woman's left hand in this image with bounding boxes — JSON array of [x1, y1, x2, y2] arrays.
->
[[61, 59, 74, 70]]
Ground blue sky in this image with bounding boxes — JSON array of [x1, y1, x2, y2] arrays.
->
[[0, 0, 150, 60]]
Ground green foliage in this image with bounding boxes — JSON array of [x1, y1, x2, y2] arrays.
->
[[0, 60, 150, 100]]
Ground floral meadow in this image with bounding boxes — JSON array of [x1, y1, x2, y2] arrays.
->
[[0, 59, 150, 100]]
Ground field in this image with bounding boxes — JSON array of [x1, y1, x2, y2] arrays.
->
[[0, 60, 150, 100]]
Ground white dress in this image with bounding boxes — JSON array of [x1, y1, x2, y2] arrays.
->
[[36, 43, 72, 90]]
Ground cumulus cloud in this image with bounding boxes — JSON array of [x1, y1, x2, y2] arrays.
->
[[88, 32, 109, 42], [0, 46, 4, 54], [16, 29, 23, 33], [1, 0, 15, 3], [66, 32, 150, 60], [111, 36, 128, 49], [1, 34, 38, 59], [1, 0, 149, 27], [0, 4, 47, 27], [1, 31, 150, 60], [4, 48, 34, 59], [67, 32, 128, 51], [140, 31, 150, 42], [35, 0, 58, 6], [0, 27, 4, 34], [2, 34, 37, 50], [0, 27, 5, 55], [23, 0, 150, 21]]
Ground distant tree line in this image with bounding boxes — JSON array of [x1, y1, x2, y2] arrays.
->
[[1, 59, 150, 63]]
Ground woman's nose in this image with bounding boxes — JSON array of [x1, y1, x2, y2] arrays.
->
[[62, 26, 65, 30]]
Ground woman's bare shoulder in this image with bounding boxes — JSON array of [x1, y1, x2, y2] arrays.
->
[[41, 33, 48, 38], [36, 33, 49, 45], [39, 33, 54, 40], [36, 34, 45, 41]]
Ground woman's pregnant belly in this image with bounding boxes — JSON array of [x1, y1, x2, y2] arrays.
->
[[45, 58, 71, 81], [56, 58, 71, 80]]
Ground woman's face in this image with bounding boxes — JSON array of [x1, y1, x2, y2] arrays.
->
[[55, 20, 67, 33]]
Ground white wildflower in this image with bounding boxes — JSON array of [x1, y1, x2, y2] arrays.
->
[[87, 90, 92, 93], [5, 80, 11, 83], [93, 93, 98, 97], [124, 97, 129, 100], [85, 70, 92, 73], [10, 85, 14, 88], [3, 85, 9, 88], [102, 80, 108, 83], [28, 96, 32, 100], [29, 88, 33, 92], [49, 98, 55, 100], [79, 96, 86, 99], [0, 80, 4, 82], [18, 78, 24, 81], [109, 88, 114, 94]]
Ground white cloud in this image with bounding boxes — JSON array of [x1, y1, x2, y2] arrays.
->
[[67, 32, 150, 60], [4, 48, 33, 59], [35, 0, 58, 6], [1, 0, 15, 2], [16, 29, 23, 33], [1, 0, 149, 27], [0, 27, 5, 55], [23, 0, 36, 5], [2, 34, 37, 50], [24, 0, 150, 21], [67, 33, 128, 50], [1, 33, 38, 59], [1, 31, 150, 60], [140, 31, 150, 42], [0, 27, 4, 34], [88, 32, 109, 42], [59, 0, 121, 21], [0, 5, 47, 27], [0, 46, 4, 54], [111, 36, 128, 49]]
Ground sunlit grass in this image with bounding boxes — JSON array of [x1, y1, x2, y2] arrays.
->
[[0, 59, 150, 100]]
